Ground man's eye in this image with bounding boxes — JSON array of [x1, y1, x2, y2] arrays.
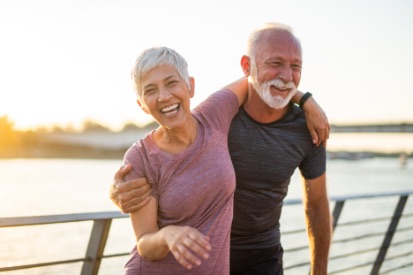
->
[[167, 80, 178, 86]]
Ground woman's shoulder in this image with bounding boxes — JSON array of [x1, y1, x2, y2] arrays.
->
[[193, 89, 238, 117]]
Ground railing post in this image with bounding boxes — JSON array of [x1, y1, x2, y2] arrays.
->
[[81, 219, 112, 275], [370, 195, 408, 275], [332, 200, 345, 231]]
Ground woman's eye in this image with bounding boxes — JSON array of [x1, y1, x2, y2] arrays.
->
[[144, 89, 155, 95]]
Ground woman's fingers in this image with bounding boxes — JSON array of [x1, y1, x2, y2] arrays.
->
[[167, 227, 211, 270]]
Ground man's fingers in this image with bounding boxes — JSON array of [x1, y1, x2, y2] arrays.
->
[[121, 178, 150, 192], [119, 187, 152, 213], [114, 163, 131, 183], [121, 193, 152, 213], [111, 165, 153, 213], [118, 179, 151, 202], [116, 176, 152, 213]]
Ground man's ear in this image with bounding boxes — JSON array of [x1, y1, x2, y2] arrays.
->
[[188, 77, 195, 98], [137, 98, 149, 114], [241, 55, 251, 77]]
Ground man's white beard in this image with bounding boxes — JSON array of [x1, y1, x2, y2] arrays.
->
[[255, 79, 297, 109], [250, 65, 297, 109]]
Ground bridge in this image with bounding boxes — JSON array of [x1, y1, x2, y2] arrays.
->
[[331, 123, 413, 133]]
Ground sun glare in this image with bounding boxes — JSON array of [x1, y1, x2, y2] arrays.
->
[[1, 0, 412, 133]]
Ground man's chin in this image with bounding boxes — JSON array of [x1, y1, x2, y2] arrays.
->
[[270, 102, 288, 110]]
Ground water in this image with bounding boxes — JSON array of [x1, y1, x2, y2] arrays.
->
[[328, 133, 413, 154], [0, 157, 412, 274]]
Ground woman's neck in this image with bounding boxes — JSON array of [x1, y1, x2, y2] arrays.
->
[[153, 116, 198, 154]]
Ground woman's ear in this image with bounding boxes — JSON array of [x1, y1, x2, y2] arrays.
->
[[137, 98, 149, 114], [241, 55, 251, 77], [188, 77, 195, 98]]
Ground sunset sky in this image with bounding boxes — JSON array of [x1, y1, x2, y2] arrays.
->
[[1, 0, 412, 131]]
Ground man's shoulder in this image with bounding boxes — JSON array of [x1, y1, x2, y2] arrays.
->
[[272, 104, 306, 128], [288, 103, 305, 118]]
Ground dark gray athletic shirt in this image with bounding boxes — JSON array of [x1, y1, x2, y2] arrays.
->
[[228, 102, 326, 249]]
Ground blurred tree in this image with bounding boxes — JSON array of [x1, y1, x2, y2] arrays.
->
[[0, 116, 19, 148], [81, 120, 112, 132], [121, 122, 140, 132]]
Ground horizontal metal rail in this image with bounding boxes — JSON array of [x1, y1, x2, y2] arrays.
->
[[0, 211, 128, 227], [1, 191, 412, 274], [0, 211, 128, 274], [330, 123, 413, 133], [285, 191, 413, 274]]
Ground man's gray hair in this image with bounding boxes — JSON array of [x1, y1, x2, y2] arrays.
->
[[247, 22, 301, 60], [131, 47, 190, 97]]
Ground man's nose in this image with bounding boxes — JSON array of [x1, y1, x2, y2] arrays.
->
[[278, 66, 293, 83]]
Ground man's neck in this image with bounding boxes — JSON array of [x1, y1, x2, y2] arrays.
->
[[243, 89, 289, 123]]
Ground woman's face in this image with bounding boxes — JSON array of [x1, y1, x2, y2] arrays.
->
[[138, 65, 194, 130]]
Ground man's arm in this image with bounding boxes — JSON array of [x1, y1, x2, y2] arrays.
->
[[292, 91, 330, 147], [109, 164, 152, 213], [301, 173, 332, 275]]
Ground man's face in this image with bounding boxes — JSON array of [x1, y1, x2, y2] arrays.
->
[[249, 31, 302, 109]]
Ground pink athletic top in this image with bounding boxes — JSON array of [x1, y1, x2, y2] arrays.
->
[[123, 89, 239, 275]]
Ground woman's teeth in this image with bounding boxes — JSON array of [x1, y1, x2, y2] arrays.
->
[[162, 104, 179, 116]]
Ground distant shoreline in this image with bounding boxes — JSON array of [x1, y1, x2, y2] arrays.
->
[[2, 119, 412, 160], [0, 145, 409, 161]]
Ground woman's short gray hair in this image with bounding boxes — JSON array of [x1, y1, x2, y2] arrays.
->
[[131, 47, 190, 97]]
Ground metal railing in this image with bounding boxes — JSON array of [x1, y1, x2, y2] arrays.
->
[[283, 191, 413, 274], [1, 191, 412, 274], [0, 212, 128, 274]]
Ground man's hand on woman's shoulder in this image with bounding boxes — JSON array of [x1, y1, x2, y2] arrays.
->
[[110, 164, 152, 213]]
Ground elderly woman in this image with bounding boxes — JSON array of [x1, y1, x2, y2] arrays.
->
[[122, 46, 324, 274]]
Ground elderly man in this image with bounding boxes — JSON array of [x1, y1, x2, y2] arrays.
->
[[226, 23, 331, 275], [111, 23, 331, 275]]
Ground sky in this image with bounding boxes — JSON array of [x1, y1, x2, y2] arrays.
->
[[1, 0, 412, 131]]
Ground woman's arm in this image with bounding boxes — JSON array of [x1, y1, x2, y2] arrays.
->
[[131, 196, 168, 259], [131, 197, 211, 270], [222, 77, 249, 107], [292, 91, 330, 147]]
